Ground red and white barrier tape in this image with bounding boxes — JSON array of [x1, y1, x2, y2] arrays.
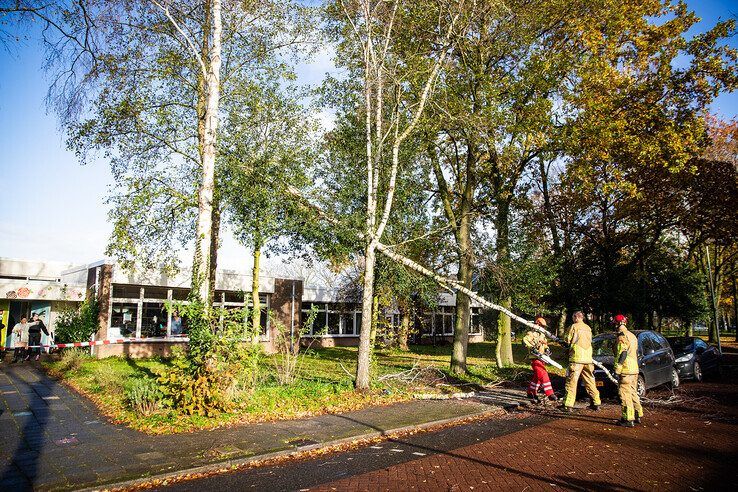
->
[[0, 336, 190, 351]]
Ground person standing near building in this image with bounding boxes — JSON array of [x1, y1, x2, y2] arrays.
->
[[27, 312, 50, 361], [562, 311, 601, 413], [0, 310, 5, 360], [11, 316, 32, 363], [523, 317, 557, 404], [171, 312, 183, 336], [613, 314, 642, 427]]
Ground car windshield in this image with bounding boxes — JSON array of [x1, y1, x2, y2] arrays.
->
[[668, 338, 694, 353], [592, 336, 615, 357]]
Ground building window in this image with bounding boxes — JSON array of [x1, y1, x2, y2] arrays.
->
[[110, 303, 138, 338], [171, 288, 190, 301], [326, 306, 341, 335], [300, 302, 362, 337], [141, 302, 167, 337], [143, 286, 169, 300], [112, 284, 141, 300], [340, 312, 355, 335]]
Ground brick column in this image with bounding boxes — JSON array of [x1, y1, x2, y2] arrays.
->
[[269, 278, 303, 353]]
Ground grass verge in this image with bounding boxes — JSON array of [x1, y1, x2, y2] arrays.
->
[[43, 341, 556, 434]]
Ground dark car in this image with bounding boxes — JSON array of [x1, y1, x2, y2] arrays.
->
[[587, 330, 679, 397], [667, 336, 721, 382]]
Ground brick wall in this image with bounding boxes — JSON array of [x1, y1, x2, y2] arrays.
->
[[266, 278, 303, 353]]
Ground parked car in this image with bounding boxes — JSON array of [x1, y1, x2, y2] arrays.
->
[[667, 336, 721, 382], [585, 330, 679, 397]]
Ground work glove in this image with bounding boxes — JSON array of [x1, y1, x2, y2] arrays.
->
[[614, 364, 622, 376]]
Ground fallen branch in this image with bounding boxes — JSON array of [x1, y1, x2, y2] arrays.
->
[[285, 185, 620, 384], [339, 362, 355, 382]]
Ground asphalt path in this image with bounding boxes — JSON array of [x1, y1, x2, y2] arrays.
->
[[153, 413, 550, 491]]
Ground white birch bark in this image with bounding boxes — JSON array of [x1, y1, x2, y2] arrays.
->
[[151, 0, 222, 308], [352, 0, 462, 390], [192, 0, 222, 307]]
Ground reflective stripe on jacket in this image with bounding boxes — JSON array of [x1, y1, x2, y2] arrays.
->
[[567, 321, 593, 364], [615, 327, 639, 375], [523, 330, 548, 360]]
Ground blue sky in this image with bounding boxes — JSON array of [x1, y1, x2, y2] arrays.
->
[[0, 1, 736, 269]]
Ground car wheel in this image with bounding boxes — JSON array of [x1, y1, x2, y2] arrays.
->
[[693, 361, 703, 382], [637, 375, 646, 397], [669, 367, 680, 389]]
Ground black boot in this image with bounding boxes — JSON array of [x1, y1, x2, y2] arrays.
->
[[634, 412, 642, 424], [588, 403, 600, 411], [617, 420, 635, 428]]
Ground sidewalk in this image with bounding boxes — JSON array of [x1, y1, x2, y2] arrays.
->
[[0, 362, 527, 491]]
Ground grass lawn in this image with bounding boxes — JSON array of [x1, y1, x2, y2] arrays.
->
[[43, 340, 567, 434]]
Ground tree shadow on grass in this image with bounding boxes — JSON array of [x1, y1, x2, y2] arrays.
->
[[123, 357, 160, 380]]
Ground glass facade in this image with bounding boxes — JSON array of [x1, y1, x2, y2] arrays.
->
[[109, 284, 269, 339], [302, 302, 361, 336]]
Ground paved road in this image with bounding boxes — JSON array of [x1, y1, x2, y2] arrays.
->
[[154, 381, 738, 491]]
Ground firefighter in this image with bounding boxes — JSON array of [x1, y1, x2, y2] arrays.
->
[[613, 314, 643, 427], [523, 317, 557, 404], [562, 311, 601, 412]]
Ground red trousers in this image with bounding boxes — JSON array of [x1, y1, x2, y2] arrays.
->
[[528, 359, 554, 397]]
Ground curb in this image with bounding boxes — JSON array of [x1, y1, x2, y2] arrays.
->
[[77, 401, 522, 492]]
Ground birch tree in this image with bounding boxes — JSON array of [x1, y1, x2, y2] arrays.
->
[[12, 1, 312, 311], [328, 0, 466, 390]]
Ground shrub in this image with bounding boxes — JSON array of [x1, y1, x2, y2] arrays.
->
[[157, 303, 258, 416], [57, 348, 92, 372], [55, 297, 100, 344], [125, 378, 162, 415]]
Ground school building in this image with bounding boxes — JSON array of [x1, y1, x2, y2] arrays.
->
[[1, 257, 485, 358]]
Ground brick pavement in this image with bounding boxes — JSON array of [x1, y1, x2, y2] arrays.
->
[[313, 382, 738, 491], [0, 361, 524, 491]]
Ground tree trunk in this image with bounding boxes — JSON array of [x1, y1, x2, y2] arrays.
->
[[539, 159, 561, 255], [251, 244, 261, 338], [495, 297, 514, 367], [191, 0, 222, 308], [705, 245, 720, 345], [208, 196, 220, 309], [398, 301, 410, 351], [733, 273, 738, 342], [370, 294, 379, 350], [556, 310, 567, 338], [450, 209, 472, 375], [355, 241, 377, 390], [495, 197, 514, 367]]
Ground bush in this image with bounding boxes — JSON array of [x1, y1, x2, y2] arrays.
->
[[125, 378, 162, 415], [55, 297, 99, 344], [57, 348, 92, 372], [157, 304, 259, 416]]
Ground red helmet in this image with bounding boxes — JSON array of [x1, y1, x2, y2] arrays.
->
[[613, 314, 627, 324]]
